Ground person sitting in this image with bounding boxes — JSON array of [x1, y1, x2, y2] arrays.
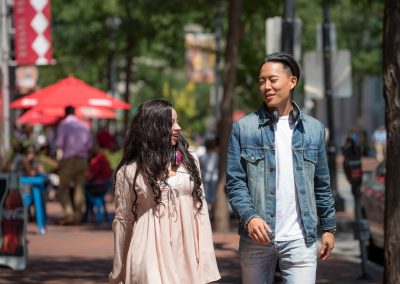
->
[[96, 126, 115, 150], [85, 144, 113, 196], [23, 145, 45, 177], [37, 144, 60, 201]]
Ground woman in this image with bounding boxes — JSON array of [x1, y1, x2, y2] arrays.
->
[[109, 99, 220, 284]]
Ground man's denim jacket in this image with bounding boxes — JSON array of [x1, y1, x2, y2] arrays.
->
[[226, 103, 336, 244]]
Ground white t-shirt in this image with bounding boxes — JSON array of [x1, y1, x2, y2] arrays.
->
[[274, 115, 305, 241]]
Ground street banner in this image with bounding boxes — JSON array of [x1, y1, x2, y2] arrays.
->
[[304, 49, 352, 100], [14, 0, 53, 65], [265, 17, 302, 62], [185, 33, 216, 83]]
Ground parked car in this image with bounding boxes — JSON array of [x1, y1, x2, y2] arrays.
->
[[360, 161, 385, 262]]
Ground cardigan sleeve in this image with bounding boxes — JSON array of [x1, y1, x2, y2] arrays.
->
[[109, 165, 136, 284]]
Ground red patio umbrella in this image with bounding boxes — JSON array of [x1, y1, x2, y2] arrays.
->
[[17, 110, 61, 126], [17, 108, 94, 126], [11, 76, 131, 110], [32, 105, 116, 119]]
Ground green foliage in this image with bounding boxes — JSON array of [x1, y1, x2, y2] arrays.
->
[[38, 0, 383, 135], [330, 0, 384, 76]]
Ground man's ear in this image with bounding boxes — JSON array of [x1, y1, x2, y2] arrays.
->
[[290, 76, 298, 90]]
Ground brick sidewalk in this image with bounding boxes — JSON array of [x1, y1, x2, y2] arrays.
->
[[0, 200, 383, 284]]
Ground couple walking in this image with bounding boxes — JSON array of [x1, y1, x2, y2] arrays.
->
[[109, 53, 336, 284]]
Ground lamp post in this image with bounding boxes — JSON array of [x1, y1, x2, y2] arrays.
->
[[322, 0, 345, 211], [0, 0, 11, 162], [213, 4, 222, 126], [282, 0, 295, 54], [106, 16, 121, 133], [106, 16, 121, 98]]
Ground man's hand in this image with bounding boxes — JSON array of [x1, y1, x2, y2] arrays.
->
[[247, 217, 272, 245], [319, 231, 335, 260]]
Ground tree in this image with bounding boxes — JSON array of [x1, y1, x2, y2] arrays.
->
[[383, 0, 400, 282], [38, 0, 217, 135], [213, 0, 243, 232]]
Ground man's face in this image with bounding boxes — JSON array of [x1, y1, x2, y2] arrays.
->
[[258, 61, 297, 110]]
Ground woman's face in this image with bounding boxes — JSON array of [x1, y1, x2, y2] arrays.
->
[[171, 108, 181, 145]]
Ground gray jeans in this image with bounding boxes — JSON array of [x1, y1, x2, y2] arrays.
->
[[239, 236, 317, 284]]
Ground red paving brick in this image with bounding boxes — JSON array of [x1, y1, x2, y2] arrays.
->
[[0, 199, 383, 284]]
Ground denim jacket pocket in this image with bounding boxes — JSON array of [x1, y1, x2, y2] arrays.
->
[[241, 148, 265, 178], [304, 148, 318, 164]]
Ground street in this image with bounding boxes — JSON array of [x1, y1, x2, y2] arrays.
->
[[0, 194, 384, 284]]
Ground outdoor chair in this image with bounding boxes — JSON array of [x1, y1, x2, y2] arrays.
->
[[83, 179, 111, 223], [19, 175, 47, 234]]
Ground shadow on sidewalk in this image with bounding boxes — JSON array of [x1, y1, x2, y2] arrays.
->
[[214, 241, 241, 283], [0, 257, 111, 284]]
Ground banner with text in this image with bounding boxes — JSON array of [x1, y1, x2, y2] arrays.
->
[[14, 0, 53, 65]]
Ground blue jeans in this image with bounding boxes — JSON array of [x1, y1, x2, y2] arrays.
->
[[239, 237, 317, 284]]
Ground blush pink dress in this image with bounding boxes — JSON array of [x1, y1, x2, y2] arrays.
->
[[109, 153, 221, 284]]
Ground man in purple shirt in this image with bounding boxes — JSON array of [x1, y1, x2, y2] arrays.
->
[[56, 106, 92, 225]]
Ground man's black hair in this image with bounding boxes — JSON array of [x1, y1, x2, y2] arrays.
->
[[261, 52, 301, 81], [65, 105, 75, 115]]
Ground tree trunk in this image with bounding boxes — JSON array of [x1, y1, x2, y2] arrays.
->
[[383, 0, 400, 283], [213, 0, 243, 232]]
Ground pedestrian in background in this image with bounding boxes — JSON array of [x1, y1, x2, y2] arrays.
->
[[85, 143, 113, 196], [109, 99, 220, 284], [199, 137, 219, 215], [56, 106, 92, 225], [371, 125, 386, 163], [226, 53, 336, 283]]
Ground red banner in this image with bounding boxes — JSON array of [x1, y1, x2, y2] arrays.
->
[[14, 0, 53, 65]]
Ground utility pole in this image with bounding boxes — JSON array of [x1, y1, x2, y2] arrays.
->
[[106, 16, 121, 98], [322, 0, 344, 211], [0, 0, 11, 163], [106, 16, 121, 133], [213, 4, 222, 125], [282, 0, 295, 54]]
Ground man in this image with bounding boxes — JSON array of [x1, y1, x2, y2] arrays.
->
[[226, 53, 336, 283], [56, 106, 92, 225]]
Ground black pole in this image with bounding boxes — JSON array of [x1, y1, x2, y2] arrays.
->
[[106, 16, 120, 132], [352, 183, 372, 280], [342, 137, 371, 280], [214, 5, 222, 124], [281, 0, 295, 54], [322, 0, 344, 211]]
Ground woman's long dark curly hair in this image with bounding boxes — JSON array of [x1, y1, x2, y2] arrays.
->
[[113, 99, 203, 219]]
